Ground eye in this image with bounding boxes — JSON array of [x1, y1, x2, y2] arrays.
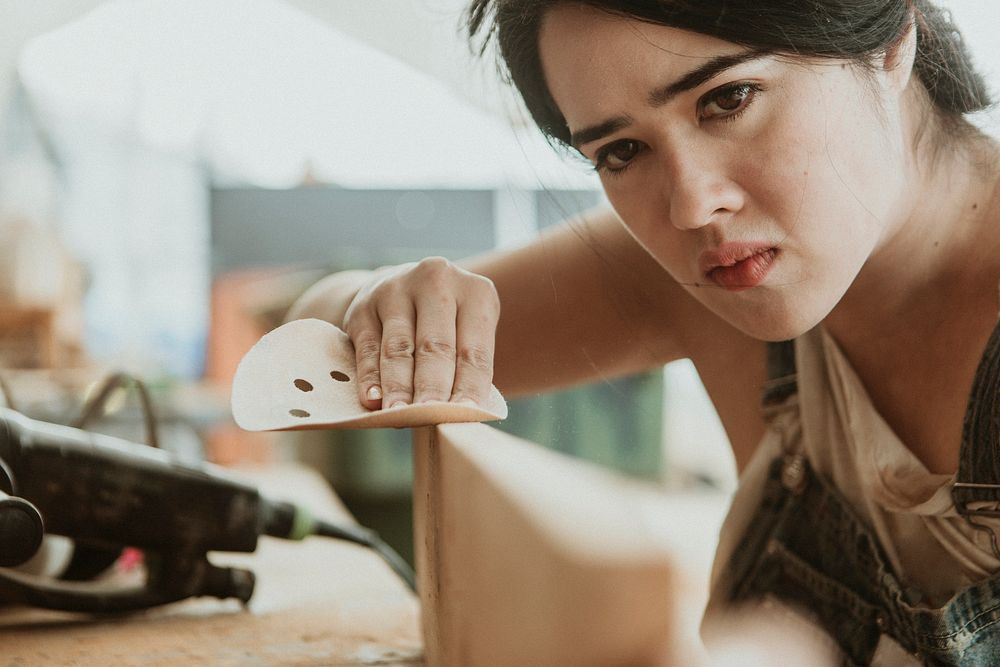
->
[[594, 139, 644, 174], [698, 82, 763, 122]]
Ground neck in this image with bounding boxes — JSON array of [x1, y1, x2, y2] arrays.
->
[[824, 127, 1000, 348]]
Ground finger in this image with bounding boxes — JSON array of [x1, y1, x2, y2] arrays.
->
[[345, 310, 384, 410], [412, 292, 458, 404], [450, 300, 499, 406], [378, 306, 416, 409]]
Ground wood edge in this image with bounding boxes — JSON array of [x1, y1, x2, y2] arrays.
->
[[412, 425, 442, 667]]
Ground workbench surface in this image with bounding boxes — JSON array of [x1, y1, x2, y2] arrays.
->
[[0, 465, 423, 666]]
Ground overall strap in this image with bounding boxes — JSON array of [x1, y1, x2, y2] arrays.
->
[[761, 340, 797, 407], [952, 318, 1000, 553]]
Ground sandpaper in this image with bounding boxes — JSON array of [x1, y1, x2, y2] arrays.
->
[[231, 318, 507, 431]]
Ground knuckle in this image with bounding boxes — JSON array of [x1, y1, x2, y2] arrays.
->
[[414, 256, 449, 277], [471, 272, 496, 291], [457, 343, 494, 372], [416, 337, 456, 360], [353, 337, 382, 361], [415, 256, 452, 275], [382, 334, 415, 359]]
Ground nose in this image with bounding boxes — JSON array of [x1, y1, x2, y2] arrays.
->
[[664, 147, 744, 231]]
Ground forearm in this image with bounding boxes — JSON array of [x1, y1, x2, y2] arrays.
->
[[286, 207, 693, 401], [461, 207, 688, 397]]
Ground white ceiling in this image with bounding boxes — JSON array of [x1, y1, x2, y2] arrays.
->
[[0, 0, 995, 131], [0, 0, 519, 130], [283, 0, 513, 116], [17, 0, 588, 189]]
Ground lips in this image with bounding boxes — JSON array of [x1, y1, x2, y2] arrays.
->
[[700, 243, 778, 291]]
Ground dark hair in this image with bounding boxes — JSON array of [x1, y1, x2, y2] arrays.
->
[[467, 0, 992, 147]]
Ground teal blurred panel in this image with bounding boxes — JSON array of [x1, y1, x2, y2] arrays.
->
[[320, 427, 413, 498], [318, 369, 664, 498], [495, 370, 664, 481]]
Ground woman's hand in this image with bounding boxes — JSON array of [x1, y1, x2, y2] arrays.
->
[[341, 257, 501, 411], [287, 208, 678, 409]]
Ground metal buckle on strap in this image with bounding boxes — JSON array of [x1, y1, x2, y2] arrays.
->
[[952, 482, 1000, 559], [780, 452, 807, 495]]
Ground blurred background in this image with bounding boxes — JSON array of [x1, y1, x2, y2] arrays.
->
[[0, 0, 996, 642]]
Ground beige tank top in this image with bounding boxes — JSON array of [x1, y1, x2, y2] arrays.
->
[[708, 325, 1000, 613]]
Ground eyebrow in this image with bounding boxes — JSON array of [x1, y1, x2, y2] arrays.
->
[[570, 116, 634, 151], [647, 49, 769, 107], [569, 48, 769, 150]]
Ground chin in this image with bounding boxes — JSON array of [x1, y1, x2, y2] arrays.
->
[[722, 298, 831, 343]]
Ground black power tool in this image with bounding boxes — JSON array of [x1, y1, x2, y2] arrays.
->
[[0, 406, 413, 613]]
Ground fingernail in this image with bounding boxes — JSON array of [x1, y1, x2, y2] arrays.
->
[[389, 401, 407, 409], [366, 386, 382, 401]]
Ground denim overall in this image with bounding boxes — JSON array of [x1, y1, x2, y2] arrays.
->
[[721, 323, 1000, 666]]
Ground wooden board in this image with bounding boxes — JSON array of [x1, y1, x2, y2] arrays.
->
[[413, 423, 678, 666]]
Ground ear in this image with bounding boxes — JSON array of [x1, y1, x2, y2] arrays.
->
[[881, 19, 918, 95]]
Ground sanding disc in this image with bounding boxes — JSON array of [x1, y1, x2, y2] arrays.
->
[[231, 318, 507, 431]]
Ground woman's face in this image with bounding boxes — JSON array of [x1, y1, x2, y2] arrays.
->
[[538, 5, 914, 340]]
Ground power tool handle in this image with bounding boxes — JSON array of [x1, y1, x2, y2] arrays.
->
[[0, 489, 44, 567]]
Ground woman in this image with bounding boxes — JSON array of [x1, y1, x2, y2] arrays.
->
[[290, 1, 1000, 662]]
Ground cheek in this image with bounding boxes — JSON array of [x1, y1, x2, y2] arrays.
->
[[752, 91, 899, 259], [794, 81, 902, 231], [603, 185, 690, 277]]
